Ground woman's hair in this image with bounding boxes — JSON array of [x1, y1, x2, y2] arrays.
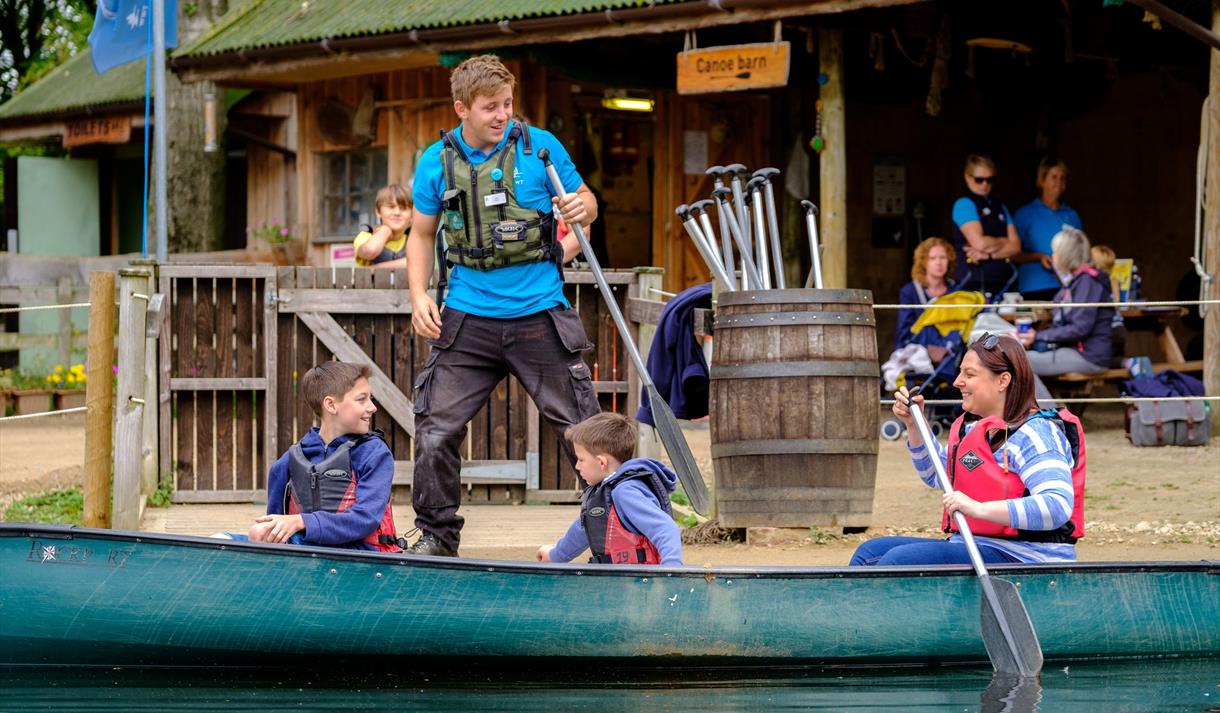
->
[[910, 237, 956, 285], [375, 184, 413, 211], [1090, 244, 1116, 273], [1051, 226, 1091, 275], [968, 335, 1040, 423], [963, 154, 996, 175], [1035, 157, 1070, 190]]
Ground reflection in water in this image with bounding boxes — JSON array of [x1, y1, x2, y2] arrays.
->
[[981, 673, 1043, 713], [0, 659, 1214, 712]]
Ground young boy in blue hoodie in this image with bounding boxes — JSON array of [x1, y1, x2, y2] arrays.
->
[[247, 361, 401, 552], [536, 413, 682, 565]]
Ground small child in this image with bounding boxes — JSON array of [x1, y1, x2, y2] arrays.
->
[[354, 184, 413, 269], [249, 361, 401, 551], [537, 413, 683, 565], [1090, 244, 1126, 364]]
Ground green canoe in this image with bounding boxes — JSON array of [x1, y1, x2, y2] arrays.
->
[[2, 524, 1216, 668]]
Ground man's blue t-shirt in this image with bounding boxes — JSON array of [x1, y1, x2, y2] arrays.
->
[[1013, 199, 1082, 294], [414, 121, 583, 319]]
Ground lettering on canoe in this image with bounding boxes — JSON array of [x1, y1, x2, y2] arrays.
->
[[27, 539, 133, 567], [677, 42, 791, 95]]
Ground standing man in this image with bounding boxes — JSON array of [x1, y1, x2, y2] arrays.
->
[[405, 55, 602, 557]]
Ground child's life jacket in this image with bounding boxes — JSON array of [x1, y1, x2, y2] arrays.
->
[[580, 467, 674, 565], [285, 431, 401, 552]]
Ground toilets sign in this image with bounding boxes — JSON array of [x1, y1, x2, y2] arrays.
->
[[677, 42, 791, 95]]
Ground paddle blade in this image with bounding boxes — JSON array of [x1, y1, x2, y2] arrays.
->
[[979, 576, 1043, 676], [646, 384, 711, 516]]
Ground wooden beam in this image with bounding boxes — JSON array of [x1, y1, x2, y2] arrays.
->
[[392, 459, 527, 485], [157, 264, 276, 278], [295, 311, 415, 437], [113, 269, 151, 531], [169, 377, 268, 390], [276, 288, 412, 314], [1205, 4, 1220, 421], [818, 28, 847, 289]]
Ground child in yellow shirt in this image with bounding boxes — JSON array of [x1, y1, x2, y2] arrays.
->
[[354, 184, 413, 268]]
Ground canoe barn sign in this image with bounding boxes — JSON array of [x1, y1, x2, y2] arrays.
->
[[63, 116, 132, 147], [677, 42, 791, 95]]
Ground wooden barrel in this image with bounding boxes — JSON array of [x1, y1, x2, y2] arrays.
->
[[710, 288, 879, 529]]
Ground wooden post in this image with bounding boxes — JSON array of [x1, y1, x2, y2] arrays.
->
[[112, 268, 151, 530], [128, 261, 159, 499], [818, 27, 847, 289], [83, 272, 115, 529], [633, 268, 663, 459], [1205, 3, 1220, 423]]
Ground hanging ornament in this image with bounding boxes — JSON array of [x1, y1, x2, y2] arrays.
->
[[808, 99, 825, 153]]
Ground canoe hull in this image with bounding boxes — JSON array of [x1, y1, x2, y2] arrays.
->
[[3, 525, 1217, 667]]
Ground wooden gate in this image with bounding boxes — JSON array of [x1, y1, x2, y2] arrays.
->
[[161, 265, 656, 504]]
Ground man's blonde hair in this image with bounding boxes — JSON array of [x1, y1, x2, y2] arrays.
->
[[565, 412, 637, 465], [450, 54, 516, 108]]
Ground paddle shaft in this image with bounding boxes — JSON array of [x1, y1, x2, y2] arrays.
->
[[908, 402, 989, 577], [802, 201, 824, 289], [908, 400, 1041, 675], [540, 159, 652, 388]]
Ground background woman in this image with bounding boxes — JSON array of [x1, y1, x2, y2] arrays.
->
[[895, 237, 957, 349], [951, 154, 1022, 297], [1019, 227, 1114, 401], [1014, 158, 1083, 302], [851, 334, 1084, 566]]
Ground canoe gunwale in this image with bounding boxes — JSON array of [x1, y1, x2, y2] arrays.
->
[[6, 523, 1217, 580]]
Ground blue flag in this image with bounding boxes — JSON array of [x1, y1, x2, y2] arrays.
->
[[89, 0, 178, 75]]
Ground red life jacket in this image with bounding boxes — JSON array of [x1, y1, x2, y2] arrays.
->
[[943, 409, 1086, 542], [581, 469, 672, 565], [285, 431, 401, 553]]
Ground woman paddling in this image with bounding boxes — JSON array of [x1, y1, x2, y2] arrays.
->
[[851, 333, 1085, 566]]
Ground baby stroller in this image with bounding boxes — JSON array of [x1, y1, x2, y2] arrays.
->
[[880, 293, 982, 441], [880, 263, 1019, 441]]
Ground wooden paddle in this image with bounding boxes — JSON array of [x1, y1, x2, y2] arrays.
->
[[907, 396, 1043, 676], [539, 149, 711, 516]]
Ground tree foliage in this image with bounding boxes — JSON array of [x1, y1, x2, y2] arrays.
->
[[0, 0, 94, 104]]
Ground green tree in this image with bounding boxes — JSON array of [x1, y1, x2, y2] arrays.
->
[[0, 0, 94, 104]]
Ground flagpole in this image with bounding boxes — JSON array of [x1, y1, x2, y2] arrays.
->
[[153, 0, 168, 263]]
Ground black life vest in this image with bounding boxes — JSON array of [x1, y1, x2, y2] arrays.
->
[[581, 468, 673, 565], [953, 192, 1013, 294], [284, 430, 401, 552]]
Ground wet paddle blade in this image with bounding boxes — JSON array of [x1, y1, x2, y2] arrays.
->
[[979, 575, 1043, 676], [646, 383, 711, 516]]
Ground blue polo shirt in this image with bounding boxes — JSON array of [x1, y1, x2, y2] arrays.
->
[[1013, 199, 1082, 294], [414, 121, 583, 318]]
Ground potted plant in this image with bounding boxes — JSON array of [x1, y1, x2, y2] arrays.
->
[[9, 369, 53, 415], [249, 219, 302, 265], [51, 363, 87, 410]]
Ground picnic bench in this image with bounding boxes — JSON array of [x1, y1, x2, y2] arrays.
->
[[1045, 359, 1204, 396]]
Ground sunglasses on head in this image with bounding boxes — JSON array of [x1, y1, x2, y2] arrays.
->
[[973, 332, 1013, 370], [970, 175, 995, 185]]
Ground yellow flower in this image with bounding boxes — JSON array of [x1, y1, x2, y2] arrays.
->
[[46, 375, 55, 384], [54, 364, 65, 374]]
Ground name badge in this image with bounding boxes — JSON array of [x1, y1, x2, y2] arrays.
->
[[484, 189, 508, 208]]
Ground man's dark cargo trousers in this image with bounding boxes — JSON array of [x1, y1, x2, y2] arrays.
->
[[411, 306, 602, 551]]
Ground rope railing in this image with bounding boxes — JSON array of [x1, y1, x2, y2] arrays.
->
[[0, 302, 91, 315], [0, 407, 87, 422], [872, 298, 1220, 310], [881, 395, 1220, 406]]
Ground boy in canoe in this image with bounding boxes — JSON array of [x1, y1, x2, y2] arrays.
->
[[537, 413, 683, 565], [245, 361, 402, 552]]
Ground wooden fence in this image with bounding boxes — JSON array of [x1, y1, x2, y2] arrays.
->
[[159, 264, 674, 505]]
